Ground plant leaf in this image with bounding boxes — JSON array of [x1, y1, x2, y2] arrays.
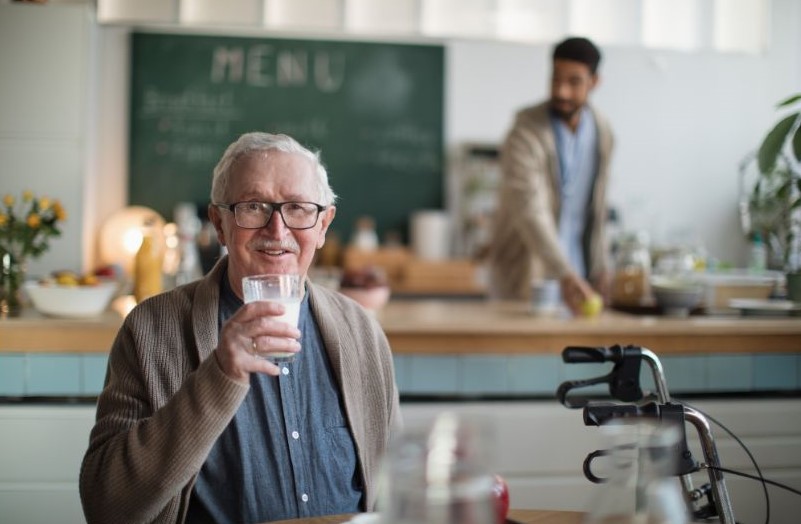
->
[[793, 123, 801, 163], [777, 94, 801, 108], [758, 114, 797, 173]]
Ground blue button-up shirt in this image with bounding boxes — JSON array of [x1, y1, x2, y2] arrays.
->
[[552, 107, 598, 279], [186, 275, 362, 523]]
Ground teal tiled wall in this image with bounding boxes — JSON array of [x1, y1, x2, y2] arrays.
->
[[82, 355, 109, 393], [707, 355, 753, 392], [392, 352, 801, 398], [0, 355, 26, 396], [0, 353, 108, 396], [27, 355, 82, 395], [2, 351, 801, 398], [753, 354, 798, 390]]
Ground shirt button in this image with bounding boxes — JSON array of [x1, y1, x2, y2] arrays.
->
[[292, 430, 300, 440], [301, 493, 309, 502], [282, 367, 289, 375]]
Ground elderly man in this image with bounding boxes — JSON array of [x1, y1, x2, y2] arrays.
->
[[489, 37, 614, 314], [80, 132, 400, 523]]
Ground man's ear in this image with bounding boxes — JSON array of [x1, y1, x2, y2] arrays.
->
[[590, 73, 600, 91], [317, 206, 337, 249]]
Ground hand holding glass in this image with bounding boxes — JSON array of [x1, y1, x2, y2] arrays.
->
[[242, 274, 302, 363]]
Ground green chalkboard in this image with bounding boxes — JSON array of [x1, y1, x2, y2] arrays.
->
[[129, 31, 444, 243]]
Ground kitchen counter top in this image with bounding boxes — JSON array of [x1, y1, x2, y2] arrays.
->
[[377, 300, 801, 354], [2, 299, 800, 355]]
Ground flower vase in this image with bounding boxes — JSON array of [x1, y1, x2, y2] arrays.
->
[[0, 252, 26, 318]]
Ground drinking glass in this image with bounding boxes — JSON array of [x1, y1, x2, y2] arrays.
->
[[242, 273, 302, 363], [378, 412, 498, 524]]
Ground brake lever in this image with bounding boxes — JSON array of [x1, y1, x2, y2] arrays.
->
[[556, 372, 616, 409], [557, 345, 645, 408]]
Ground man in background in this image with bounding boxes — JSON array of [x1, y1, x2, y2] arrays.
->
[[488, 36, 614, 314]]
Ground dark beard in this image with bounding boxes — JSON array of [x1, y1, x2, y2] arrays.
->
[[549, 101, 579, 123]]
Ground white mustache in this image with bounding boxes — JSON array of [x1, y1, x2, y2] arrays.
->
[[249, 239, 300, 253]]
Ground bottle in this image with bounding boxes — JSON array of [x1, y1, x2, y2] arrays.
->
[[134, 220, 164, 302], [351, 216, 379, 252], [173, 202, 203, 286], [748, 233, 767, 273]]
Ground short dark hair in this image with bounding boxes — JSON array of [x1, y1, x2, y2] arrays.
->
[[553, 37, 601, 75]]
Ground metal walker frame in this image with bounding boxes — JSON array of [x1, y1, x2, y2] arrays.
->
[[556, 345, 736, 524]]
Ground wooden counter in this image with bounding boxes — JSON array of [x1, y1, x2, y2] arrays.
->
[[0, 310, 123, 353], [1, 299, 800, 354], [376, 300, 801, 355]]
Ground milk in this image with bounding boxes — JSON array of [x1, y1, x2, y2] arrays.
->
[[269, 297, 301, 327], [242, 274, 302, 362]]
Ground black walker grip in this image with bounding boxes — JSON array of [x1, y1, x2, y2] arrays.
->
[[562, 346, 612, 363]]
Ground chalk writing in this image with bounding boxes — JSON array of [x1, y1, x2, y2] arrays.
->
[[210, 45, 345, 92]]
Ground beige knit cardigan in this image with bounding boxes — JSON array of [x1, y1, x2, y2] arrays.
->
[[79, 258, 401, 523]]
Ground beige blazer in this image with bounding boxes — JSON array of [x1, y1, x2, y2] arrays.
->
[[488, 101, 614, 299]]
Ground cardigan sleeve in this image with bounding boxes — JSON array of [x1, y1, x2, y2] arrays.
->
[[79, 300, 249, 523]]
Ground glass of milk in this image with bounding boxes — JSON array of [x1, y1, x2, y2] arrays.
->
[[242, 273, 302, 363]]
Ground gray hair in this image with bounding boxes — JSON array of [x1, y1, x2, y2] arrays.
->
[[210, 132, 337, 206]]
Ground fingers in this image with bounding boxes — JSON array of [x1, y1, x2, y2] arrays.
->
[[560, 273, 596, 315], [214, 302, 301, 383], [250, 334, 301, 361]]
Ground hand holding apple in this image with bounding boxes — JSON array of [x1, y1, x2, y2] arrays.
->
[[580, 293, 604, 318]]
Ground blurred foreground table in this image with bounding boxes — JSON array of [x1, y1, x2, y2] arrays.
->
[[269, 509, 584, 524]]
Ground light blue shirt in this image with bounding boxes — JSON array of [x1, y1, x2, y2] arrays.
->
[[551, 107, 598, 279], [187, 275, 362, 523]]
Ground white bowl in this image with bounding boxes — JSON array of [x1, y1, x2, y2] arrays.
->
[[24, 281, 118, 318], [651, 276, 703, 316], [339, 286, 391, 310]]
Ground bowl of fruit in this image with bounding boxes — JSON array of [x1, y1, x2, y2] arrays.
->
[[24, 270, 119, 318], [338, 266, 391, 310]]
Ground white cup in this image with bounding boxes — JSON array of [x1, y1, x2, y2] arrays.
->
[[531, 279, 561, 315], [242, 273, 302, 363]]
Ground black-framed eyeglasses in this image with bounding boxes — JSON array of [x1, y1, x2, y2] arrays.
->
[[213, 201, 326, 230]]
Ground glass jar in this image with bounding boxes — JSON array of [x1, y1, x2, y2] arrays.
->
[[611, 232, 652, 307]]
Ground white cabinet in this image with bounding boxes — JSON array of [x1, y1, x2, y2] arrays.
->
[[0, 405, 95, 524], [1, 399, 798, 523], [401, 398, 801, 524]]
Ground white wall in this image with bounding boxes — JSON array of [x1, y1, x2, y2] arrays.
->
[[445, 0, 801, 265], [0, 3, 93, 278], [2, 0, 800, 275]]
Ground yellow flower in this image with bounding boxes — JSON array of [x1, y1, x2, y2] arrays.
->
[[53, 201, 67, 221], [0, 191, 65, 260]]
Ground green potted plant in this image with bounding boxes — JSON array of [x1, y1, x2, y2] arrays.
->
[[748, 93, 801, 300]]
